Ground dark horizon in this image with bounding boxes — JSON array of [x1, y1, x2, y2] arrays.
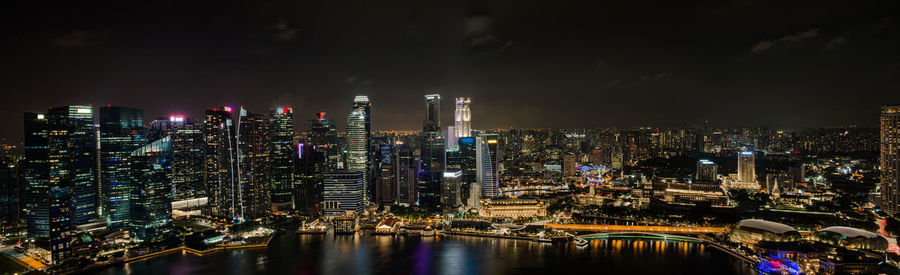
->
[[2, 0, 899, 143]]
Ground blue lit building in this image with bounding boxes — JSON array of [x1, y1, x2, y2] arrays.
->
[[99, 106, 144, 228], [323, 172, 364, 216], [130, 136, 174, 240], [23, 112, 49, 239]]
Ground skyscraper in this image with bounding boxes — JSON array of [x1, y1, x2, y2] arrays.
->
[[376, 144, 396, 204], [424, 94, 441, 133], [455, 97, 471, 139], [346, 96, 371, 201], [458, 136, 477, 184], [420, 94, 444, 207], [25, 105, 96, 263], [737, 151, 756, 184], [308, 112, 339, 170], [204, 107, 238, 221], [269, 107, 294, 210], [149, 116, 205, 201], [129, 135, 173, 240], [0, 157, 20, 230], [395, 145, 417, 205], [695, 159, 718, 183], [48, 106, 97, 226], [323, 172, 364, 216], [476, 133, 499, 198], [23, 112, 49, 239], [441, 170, 462, 208], [237, 107, 270, 221], [99, 106, 144, 228], [881, 105, 900, 214]]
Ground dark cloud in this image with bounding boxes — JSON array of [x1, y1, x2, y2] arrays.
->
[[51, 31, 108, 47], [272, 20, 298, 42], [0, 0, 898, 143], [824, 37, 846, 51], [751, 28, 820, 52]]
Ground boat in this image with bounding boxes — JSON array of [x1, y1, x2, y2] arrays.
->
[[421, 227, 436, 237]]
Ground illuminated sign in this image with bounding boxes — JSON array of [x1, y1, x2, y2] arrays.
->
[[77, 108, 92, 114], [37, 114, 45, 120]]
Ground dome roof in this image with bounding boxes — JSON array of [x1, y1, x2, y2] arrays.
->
[[818, 226, 879, 239], [736, 219, 797, 234]]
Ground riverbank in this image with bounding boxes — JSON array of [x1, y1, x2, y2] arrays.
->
[[69, 234, 275, 274], [440, 230, 555, 243]]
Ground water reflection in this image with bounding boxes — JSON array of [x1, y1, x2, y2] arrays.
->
[[95, 234, 754, 275]]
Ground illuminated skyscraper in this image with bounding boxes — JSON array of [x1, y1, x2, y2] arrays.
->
[[99, 106, 144, 228], [129, 136, 173, 240], [424, 94, 441, 133], [204, 107, 238, 221], [23, 112, 49, 240], [420, 94, 444, 206], [695, 159, 718, 183], [149, 115, 205, 200], [346, 96, 371, 201], [441, 170, 462, 207], [458, 136, 477, 183], [737, 151, 756, 184], [881, 105, 900, 214], [268, 107, 294, 210], [476, 133, 499, 198], [308, 112, 339, 170], [23, 105, 96, 263], [48, 106, 97, 226], [455, 97, 471, 138], [237, 107, 270, 220], [395, 145, 417, 205], [376, 144, 395, 204], [0, 157, 19, 229]]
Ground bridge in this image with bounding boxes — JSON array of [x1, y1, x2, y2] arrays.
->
[[577, 232, 705, 243], [545, 223, 727, 235]]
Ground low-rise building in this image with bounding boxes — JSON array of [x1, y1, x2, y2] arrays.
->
[[479, 199, 547, 218]]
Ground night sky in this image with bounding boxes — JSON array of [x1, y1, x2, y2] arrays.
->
[[2, 0, 899, 143]]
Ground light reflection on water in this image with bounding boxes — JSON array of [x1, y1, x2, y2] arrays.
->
[[93, 233, 754, 275]]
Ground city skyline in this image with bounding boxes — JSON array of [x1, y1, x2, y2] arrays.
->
[[0, 1, 898, 274]]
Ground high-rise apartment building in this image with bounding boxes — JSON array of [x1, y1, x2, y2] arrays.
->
[[881, 105, 900, 214], [237, 108, 270, 220], [737, 151, 756, 184], [695, 159, 718, 183], [204, 107, 238, 221]]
